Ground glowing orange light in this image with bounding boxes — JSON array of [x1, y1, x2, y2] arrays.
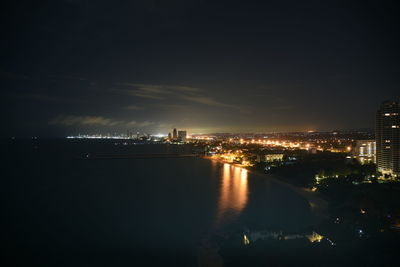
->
[[216, 164, 248, 226]]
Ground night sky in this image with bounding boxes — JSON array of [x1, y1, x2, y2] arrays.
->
[[1, 0, 399, 137]]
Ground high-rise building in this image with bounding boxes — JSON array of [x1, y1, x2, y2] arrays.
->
[[352, 140, 376, 164], [178, 130, 187, 142], [376, 101, 400, 177], [173, 128, 177, 140], [168, 132, 172, 140]]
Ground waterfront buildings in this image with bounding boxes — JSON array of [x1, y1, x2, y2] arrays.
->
[[264, 152, 284, 162], [254, 152, 284, 163], [173, 128, 177, 140], [353, 140, 376, 164], [376, 101, 400, 177], [178, 130, 187, 142], [168, 128, 187, 142]]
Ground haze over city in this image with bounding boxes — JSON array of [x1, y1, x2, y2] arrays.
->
[[1, 0, 399, 137]]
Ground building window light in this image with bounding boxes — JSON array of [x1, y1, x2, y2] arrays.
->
[[384, 113, 391, 116], [392, 125, 399, 128], [385, 140, 391, 142]]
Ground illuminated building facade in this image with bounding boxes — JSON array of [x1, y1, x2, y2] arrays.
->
[[353, 140, 376, 164], [376, 101, 400, 177], [173, 128, 177, 140], [264, 153, 284, 162], [256, 152, 284, 162]]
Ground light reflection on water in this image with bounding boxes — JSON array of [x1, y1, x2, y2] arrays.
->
[[216, 163, 248, 226], [3, 142, 323, 266]]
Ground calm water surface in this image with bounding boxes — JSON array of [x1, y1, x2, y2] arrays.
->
[[1, 140, 314, 266]]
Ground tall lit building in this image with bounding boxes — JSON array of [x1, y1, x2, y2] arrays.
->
[[178, 130, 187, 142], [173, 128, 177, 140], [376, 101, 400, 177], [353, 140, 376, 164]]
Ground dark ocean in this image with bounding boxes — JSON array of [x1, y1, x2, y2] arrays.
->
[[1, 139, 314, 266]]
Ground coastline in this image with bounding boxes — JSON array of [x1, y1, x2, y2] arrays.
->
[[198, 156, 330, 267], [203, 156, 329, 223]]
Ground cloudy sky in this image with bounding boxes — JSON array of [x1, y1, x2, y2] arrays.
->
[[1, 0, 399, 137]]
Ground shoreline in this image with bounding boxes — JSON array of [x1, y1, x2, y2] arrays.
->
[[203, 156, 329, 223]]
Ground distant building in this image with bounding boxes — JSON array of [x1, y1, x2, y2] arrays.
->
[[353, 140, 376, 164], [168, 132, 172, 140], [376, 101, 400, 177], [265, 153, 284, 162], [178, 130, 187, 142], [173, 128, 177, 140], [257, 152, 284, 162]]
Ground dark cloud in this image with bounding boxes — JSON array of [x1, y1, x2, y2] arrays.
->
[[13, 93, 81, 104], [51, 115, 121, 127], [1, 0, 400, 136]]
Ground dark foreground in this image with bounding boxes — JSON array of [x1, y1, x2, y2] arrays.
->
[[2, 139, 400, 266]]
